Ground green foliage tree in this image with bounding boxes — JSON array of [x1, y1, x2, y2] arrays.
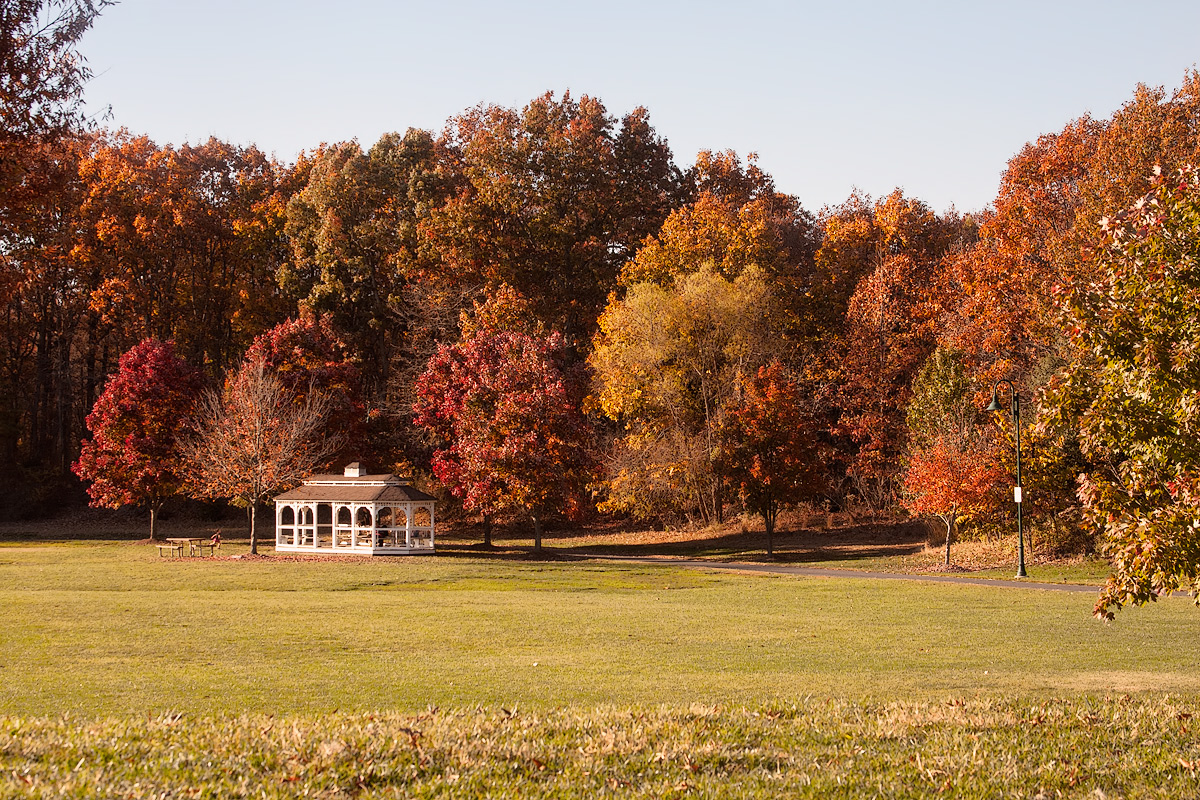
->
[[1048, 165, 1200, 617], [281, 130, 451, 390], [901, 348, 1002, 565], [906, 347, 976, 450]]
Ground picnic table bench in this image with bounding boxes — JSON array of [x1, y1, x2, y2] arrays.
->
[[159, 536, 221, 557]]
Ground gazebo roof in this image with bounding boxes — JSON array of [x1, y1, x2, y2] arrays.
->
[[274, 465, 436, 503]]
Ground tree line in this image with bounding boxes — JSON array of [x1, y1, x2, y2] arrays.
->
[[6, 3, 1200, 615]]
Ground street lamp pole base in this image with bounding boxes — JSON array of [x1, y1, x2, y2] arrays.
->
[[1015, 567, 1027, 579]]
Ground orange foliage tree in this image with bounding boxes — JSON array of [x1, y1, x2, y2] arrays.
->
[[903, 437, 1003, 566], [825, 191, 975, 508], [421, 91, 684, 342]]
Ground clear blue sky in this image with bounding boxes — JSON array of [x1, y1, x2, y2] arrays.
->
[[79, 0, 1200, 214]]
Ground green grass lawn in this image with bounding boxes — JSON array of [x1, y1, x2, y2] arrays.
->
[[1, 541, 1196, 716], [2, 540, 1199, 797]]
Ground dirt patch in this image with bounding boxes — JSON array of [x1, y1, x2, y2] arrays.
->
[[224, 552, 377, 563]]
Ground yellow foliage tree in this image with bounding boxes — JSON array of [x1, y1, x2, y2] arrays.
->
[[590, 265, 779, 523]]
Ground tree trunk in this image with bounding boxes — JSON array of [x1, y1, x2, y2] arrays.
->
[[149, 503, 159, 542], [249, 500, 258, 555], [765, 505, 775, 559], [482, 512, 493, 547], [531, 511, 542, 551], [944, 511, 954, 567]]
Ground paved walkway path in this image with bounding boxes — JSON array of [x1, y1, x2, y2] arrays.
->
[[569, 553, 1106, 593]]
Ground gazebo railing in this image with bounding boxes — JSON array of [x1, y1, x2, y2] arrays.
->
[[373, 527, 433, 550]]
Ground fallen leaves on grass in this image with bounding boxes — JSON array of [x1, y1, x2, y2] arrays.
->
[[3, 697, 1199, 797]]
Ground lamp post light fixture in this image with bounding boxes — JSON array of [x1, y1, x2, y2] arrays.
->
[[986, 379, 1027, 578]]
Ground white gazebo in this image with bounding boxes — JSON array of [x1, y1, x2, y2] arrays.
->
[[274, 463, 436, 555]]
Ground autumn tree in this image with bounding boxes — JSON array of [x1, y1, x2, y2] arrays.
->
[[938, 117, 1101, 382], [0, 129, 297, 517], [185, 360, 342, 554], [413, 288, 593, 548], [591, 265, 779, 523], [1047, 165, 1200, 618], [826, 191, 974, 508], [0, 0, 124, 494], [898, 348, 1001, 565], [0, 0, 110, 154], [942, 72, 1200, 388], [242, 312, 365, 461], [0, 133, 90, 478], [903, 436, 1003, 566], [421, 91, 684, 342], [928, 74, 1200, 558], [717, 361, 823, 556], [72, 339, 202, 540], [622, 151, 817, 284], [75, 132, 294, 375]]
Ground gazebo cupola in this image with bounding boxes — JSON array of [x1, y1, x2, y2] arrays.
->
[[273, 463, 436, 555]]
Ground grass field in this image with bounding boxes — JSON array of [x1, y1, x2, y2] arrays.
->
[[2, 537, 1198, 796], [6, 698, 1200, 798]]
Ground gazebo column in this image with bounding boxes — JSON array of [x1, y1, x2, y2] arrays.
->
[[405, 503, 413, 549]]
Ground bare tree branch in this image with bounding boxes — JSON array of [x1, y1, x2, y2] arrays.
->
[[184, 362, 344, 553]]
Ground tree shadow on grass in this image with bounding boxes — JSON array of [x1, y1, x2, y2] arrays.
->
[[0, 502, 253, 543], [433, 518, 930, 565]]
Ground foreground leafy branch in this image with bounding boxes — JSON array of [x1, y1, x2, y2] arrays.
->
[[1050, 165, 1200, 618]]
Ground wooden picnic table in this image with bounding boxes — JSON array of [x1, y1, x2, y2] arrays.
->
[[164, 537, 217, 557]]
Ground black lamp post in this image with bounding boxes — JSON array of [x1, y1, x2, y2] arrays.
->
[[986, 380, 1027, 578]]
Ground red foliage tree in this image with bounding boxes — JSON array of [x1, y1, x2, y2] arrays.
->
[[72, 339, 202, 540], [243, 311, 364, 460], [413, 289, 594, 548], [718, 361, 824, 557]]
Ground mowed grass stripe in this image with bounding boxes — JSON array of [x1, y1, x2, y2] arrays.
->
[[1, 543, 1198, 716]]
